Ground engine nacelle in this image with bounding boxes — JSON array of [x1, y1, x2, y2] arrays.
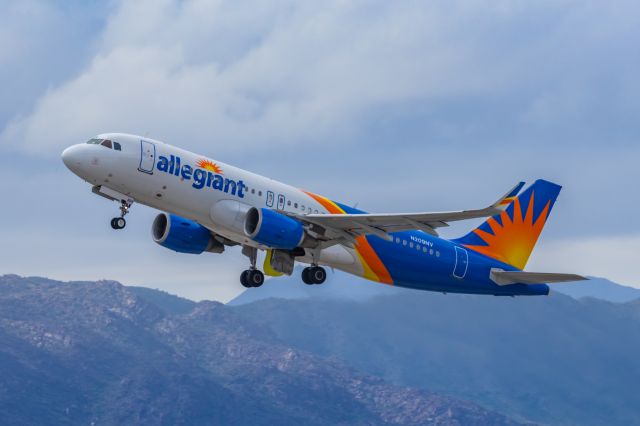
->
[[244, 208, 305, 249], [152, 213, 224, 254]]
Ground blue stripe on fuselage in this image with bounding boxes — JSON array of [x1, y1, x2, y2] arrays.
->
[[333, 202, 548, 296]]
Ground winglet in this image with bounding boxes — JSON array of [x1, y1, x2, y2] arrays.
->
[[490, 181, 525, 212]]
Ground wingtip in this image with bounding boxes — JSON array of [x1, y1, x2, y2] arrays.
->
[[492, 181, 526, 210]]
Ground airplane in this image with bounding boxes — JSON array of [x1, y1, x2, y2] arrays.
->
[[61, 134, 586, 295]]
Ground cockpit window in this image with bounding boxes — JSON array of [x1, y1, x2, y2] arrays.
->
[[86, 137, 121, 151]]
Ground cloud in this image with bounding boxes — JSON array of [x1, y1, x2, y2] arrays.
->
[[0, 0, 112, 130], [6, 0, 639, 158], [1, 0, 639, 299]]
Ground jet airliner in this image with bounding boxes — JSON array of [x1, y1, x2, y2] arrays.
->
[[62, 134, 586, 294]]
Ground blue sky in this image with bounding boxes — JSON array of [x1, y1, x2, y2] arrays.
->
[[1, 0, 638, 301]]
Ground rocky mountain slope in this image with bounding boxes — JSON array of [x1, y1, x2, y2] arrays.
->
[[233, 286, 640, 426], [0, 274, 521, 425]]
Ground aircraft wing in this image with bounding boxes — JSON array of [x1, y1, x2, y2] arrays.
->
[[294, 182, 525, 242], [490, 269, 588, 286]]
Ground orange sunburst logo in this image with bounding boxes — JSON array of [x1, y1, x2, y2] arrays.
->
[[196, 159, 223, 174], [463, 191, 550, 270]]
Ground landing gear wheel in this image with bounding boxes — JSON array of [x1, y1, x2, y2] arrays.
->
[[110, 199, 133, 230], [302, 267, 314, 285], [302, 266, 327, 285], [240, 270, 252, 288], [110, 217, 126, 230], [249, 270, 264, 287], [240, 269, 264, 288], [310, 266, 326, 285]]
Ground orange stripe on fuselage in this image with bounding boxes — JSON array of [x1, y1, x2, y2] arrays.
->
[[355, 236, 393, 284], [303, 190, 393, 285], [303, 191, 344, 214]]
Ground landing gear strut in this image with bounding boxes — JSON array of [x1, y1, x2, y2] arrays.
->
[[302, 266, 326, 285], [110, 199, 133, 230], [240, 246, 264, 288]]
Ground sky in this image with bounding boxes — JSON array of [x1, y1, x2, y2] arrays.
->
[[1, 0, 639, 302]]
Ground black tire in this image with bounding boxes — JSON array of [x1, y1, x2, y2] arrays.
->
[[301, 268, 314, 285], [240, 270, 252, 288], [111, 217, 126, 229], [249, 270, 264, 287], [311, 267, 326, 285]]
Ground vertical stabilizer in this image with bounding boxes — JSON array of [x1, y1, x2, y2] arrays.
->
[[452, 180, 561, 270]]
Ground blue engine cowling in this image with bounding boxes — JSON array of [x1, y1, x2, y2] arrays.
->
[[244, 208, 304, 249], [152, 213, 222, 254]]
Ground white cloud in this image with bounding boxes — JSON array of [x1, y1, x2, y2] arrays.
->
[[8, 0, 622, 156], [0, 0, 112, 129], [1, 0, 639, 299]]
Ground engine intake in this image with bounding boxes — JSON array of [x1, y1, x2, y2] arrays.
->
[[244, 208, 305, 250], [152, 213, 224, 254]]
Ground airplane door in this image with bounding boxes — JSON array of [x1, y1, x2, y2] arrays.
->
[[138, 140, 156, 174], [266, 191, 274, 207], [277, 194, 285, 210], [453, 246, 469, 279]]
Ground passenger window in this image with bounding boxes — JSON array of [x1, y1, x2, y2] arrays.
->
[[294, 203, 298, 208], [101, 140, 113, 149], [113, 142, 122, 151]]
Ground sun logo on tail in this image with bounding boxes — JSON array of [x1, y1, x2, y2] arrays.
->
[[463, 191, 551, 270], [196, 159, 223, 174]]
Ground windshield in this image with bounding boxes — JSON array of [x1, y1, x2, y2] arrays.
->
[[86, 138, 121, 151]]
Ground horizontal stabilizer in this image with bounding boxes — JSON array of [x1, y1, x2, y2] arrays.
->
[[490, 268, 588, 286]]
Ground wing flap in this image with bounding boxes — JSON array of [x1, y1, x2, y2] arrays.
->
[[490, 268, 588, 286]]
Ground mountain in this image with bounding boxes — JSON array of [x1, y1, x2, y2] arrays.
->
[[232, 287, 640, 426], [0, 274, 521, 426], [551, 276, 640, 303], [230, 271, 640, 305], [128, 285, 196, 314]]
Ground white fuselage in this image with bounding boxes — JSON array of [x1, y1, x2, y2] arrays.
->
[[61, 133, 363, 276]]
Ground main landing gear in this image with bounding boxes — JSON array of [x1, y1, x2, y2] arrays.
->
[[302, 266, 327, 285], [240, 269, 265, 288], [240, 246, 265, 288], [110, 200, 133, 230]]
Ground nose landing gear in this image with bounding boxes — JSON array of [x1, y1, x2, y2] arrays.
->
[[110, 217, 126, 230], [110, 199, 133, 230]]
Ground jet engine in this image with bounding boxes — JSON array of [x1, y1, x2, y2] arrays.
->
[[244, 208, 307, 250], [152, 213, 224, 254]]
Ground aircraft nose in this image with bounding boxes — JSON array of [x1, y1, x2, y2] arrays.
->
[[61, 144, 85, 175]]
